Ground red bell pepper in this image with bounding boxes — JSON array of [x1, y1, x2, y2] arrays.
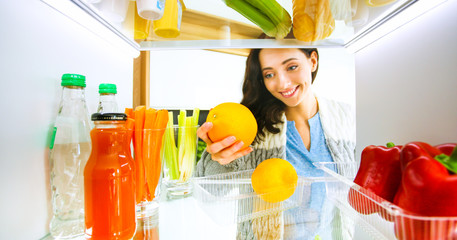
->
[[348, 143, 402, 219], [399, 141, 441, 171], [393, 145, 457, 240], [436, 143, 457, 156]]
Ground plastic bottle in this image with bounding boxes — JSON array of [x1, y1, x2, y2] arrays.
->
[[97, 83, 119, 113], [136, 0, 165, 20], [153, 0, 184, 38], [49, 73, 92, 238], [84, 113, 136, 240]]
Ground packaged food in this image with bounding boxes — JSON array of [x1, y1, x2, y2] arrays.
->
[[292, 0, 335, 42]]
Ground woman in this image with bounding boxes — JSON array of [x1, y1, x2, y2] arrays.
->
[[196, 48, 355, 239]]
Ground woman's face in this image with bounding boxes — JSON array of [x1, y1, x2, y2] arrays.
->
[[259, 48, 317, 108]]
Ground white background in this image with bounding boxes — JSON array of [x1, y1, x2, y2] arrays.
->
[[149, 48, 355, 110]]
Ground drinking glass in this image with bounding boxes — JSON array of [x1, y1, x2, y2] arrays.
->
[[134, 128, 166, 217], [161, 125, 199, 199]]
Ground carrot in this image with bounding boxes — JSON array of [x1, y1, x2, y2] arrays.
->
[[134, 105, 146, 204], [131, 107, 169, 202], [125, 108, 133, 119], [143, 108, 158, 201], [149, 109, 168, 199]]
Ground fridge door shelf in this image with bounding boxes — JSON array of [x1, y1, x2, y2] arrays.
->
[[317, 162, 457, 240]]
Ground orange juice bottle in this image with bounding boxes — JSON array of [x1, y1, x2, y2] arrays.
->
[[84, 113, 136, 240]]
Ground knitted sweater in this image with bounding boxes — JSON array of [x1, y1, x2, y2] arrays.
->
[[195, 96, 356, 239]]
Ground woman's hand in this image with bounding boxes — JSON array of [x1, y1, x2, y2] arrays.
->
[[197, 122, 253, 165]]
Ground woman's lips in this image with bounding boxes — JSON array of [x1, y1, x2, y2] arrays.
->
[[281, 86, 298, 98]]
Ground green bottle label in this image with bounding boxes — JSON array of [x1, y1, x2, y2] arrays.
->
[[50, 127, 57, 149]]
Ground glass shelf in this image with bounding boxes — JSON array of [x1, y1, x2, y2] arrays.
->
[[44, 0, 442, 56]]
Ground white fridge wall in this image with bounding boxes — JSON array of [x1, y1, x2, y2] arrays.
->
[[0, 0, 133, 239], [355, 0, 457, 159]]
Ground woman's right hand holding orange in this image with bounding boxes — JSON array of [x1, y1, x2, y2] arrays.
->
[[197, 122, 253, 165]]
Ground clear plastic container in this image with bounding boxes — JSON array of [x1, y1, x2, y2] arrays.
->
[[192, 169, 311, 225], [316, 162, 457, 240], [136, 0, 165, 20], [98, 0, 130, 23]]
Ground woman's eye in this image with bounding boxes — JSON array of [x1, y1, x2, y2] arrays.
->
[[264, 73, 274, 79], [288, 65, 298, 71]]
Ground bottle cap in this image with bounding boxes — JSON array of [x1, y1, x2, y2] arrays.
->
[[61, 73, 86, 87], [99, 83, 117, 94], [91, 113, 127, 121]]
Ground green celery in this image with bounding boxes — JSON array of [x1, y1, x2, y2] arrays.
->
[[164, 112, 179, 180], [177, 109, 199, 181], [177, 110, 187, 171], [164, 109, 200, 182]]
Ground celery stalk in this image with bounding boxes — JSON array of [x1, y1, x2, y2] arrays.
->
[[164, 112, 179, 180], [179, 109, 200, 181], [177, 110, 187, 171], [164, 109, 200, 182]]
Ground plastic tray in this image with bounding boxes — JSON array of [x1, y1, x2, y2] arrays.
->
[[192, 169, 314, 225], [316, 162, 457, 240]]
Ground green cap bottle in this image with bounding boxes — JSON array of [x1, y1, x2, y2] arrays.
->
[[98, 83, 117, 94], [61, 73, 86, 87]]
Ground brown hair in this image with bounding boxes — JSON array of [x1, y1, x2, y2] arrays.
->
[[240, 48, 319, 143]]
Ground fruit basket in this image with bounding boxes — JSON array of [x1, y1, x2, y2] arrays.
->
[[316, 162, 457, 240], [192, 169, 313, 225]]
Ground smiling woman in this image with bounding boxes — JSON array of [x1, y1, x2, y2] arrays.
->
[[194, 48, 356, 239]]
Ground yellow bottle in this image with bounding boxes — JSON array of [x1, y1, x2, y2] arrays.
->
[[153, 0, 185, 38]]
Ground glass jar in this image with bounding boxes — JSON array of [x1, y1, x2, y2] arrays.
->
[[84, 113, 136, 240]]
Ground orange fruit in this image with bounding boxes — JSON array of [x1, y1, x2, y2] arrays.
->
[[251, 158, 298, 203], [206, 102, 257, 150]]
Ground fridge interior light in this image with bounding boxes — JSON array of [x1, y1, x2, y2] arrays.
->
[[42, 0, 140, 58], [346, 0, 449, 53]]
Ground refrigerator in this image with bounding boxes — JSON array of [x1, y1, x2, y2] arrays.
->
[[0, 0, 456, 239]]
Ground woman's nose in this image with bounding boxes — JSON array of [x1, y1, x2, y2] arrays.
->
[[277, 71, 291, 88]]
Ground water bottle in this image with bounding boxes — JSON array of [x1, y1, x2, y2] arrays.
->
[[49, 73, 92, 238], [96, 83, 118, 113]]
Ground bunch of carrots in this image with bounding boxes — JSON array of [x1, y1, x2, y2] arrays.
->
[[125, 106, 169, 204]]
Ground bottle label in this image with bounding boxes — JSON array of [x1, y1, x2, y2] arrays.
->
[[157, 0, 165, 11], [50, 127, 57, 150]]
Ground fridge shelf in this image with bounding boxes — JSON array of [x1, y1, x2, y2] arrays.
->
[[40, 0, 439, 56], [316, 162, 457, 240]]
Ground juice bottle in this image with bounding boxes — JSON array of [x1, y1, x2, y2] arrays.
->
[[84, 113, 136, 240]]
